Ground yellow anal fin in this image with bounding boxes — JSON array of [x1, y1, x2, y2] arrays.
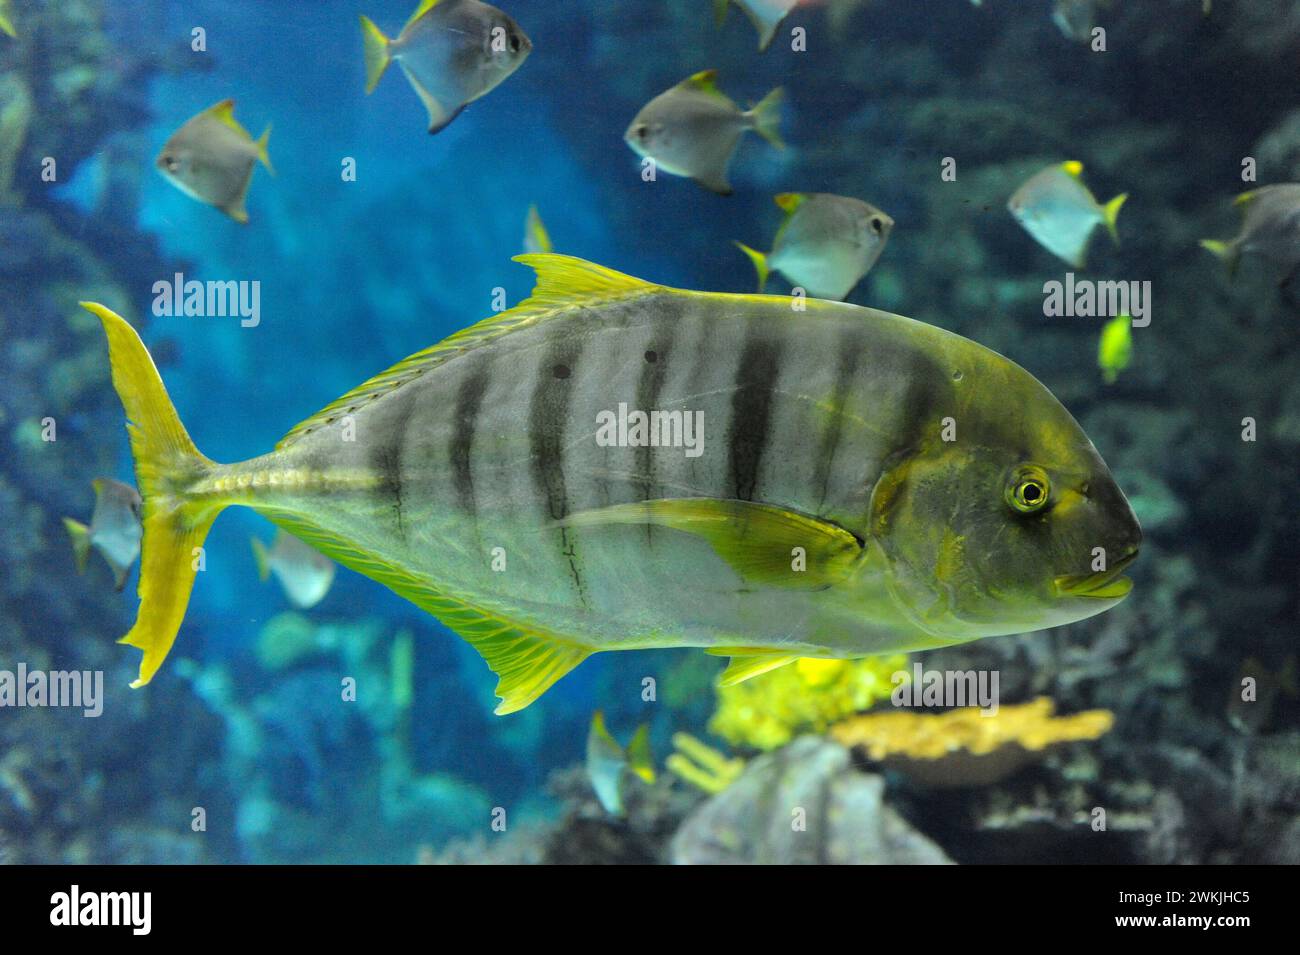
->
[[707, 646, 799, 686], [253, 509, 590, 714], [562, 498, 863, 589]]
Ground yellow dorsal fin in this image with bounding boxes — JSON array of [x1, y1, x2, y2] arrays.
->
[[1061, 160, 1084, 178], [404, 0, 444, 32], [774, 192, 806, 215], [1234, 190, 1258, 207], [706, 647, 799, 686], [276, 254, 658, 449], [681, 69, 724, 97], [203, 99, 251, 139]]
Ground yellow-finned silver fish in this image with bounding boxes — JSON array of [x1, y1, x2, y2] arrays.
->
[[1201, 184, 1300, 285], [736, 192, 894, 300], [1008, 161, 1126, 269], [156, 100, 273, 224], [82, 254, 1139, 710], [63, 478, 143, 592], [360, 0, 531, 134], [625, 70, 784, 196], [251, 529, 336, 609], [586, 711, 655, 815]]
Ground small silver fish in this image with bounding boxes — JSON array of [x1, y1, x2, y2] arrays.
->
[[156, 100, 272, 224], [586, 711, 655, 816], [63, 478, 143, 592], [625, 70, 784, 195], [523, 204, 552, 254], [714, 0, 803, 51], [1009, 161, 1127, 268], [251, 529, 337, 609], [1201, 183, 1300, 284], [736, 192, 894, 300], [360, 0, 531, 134]]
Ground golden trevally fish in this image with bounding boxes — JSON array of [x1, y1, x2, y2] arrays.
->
[[360, 0, 531, 134], [251, 529, 336, 609], [156, 100, 273, 224], [62, 478, 143, 592], [625, 70, 784, 196], [82, 254, 1141, 712], [736, 192, 895, 301], [1008, 161, 1126, 269]]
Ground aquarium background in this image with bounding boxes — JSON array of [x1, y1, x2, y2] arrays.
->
[[1, 0, 1297, 864]]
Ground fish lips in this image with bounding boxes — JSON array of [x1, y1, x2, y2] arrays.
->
[[1053, 550, 1139, 600]]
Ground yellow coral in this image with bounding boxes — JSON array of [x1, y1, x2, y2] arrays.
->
[[666, 732, 746, 794], [709, 655, 908, 751], [830, 697, 1114, 787]]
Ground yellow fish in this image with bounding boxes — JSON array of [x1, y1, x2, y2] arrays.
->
[[586, 711, 655, 815]]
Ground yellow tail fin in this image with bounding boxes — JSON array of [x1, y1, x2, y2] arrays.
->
[[360, 15, 392, 94], [255, 124, 274, 174], [734, 241, 770, 291], [1103, 193, 1127, 245], [749, 87, 785, 150], [81, 302, 229, 688], [63, 517, 91, 573], [1200, 238, 1240, 279]]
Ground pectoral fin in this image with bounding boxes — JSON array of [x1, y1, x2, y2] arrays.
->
[[706, 646, 799, 685], [561, 498, 864, 589]]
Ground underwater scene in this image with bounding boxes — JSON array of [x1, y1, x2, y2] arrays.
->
[[0, 0, 1297, 868]]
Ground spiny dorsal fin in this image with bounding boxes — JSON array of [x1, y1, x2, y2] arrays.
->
[[706, 647, 799, 686], [1061, 160, 1084, 179], [1234, 190, 1258, 208], [276, 254, 658, 449]]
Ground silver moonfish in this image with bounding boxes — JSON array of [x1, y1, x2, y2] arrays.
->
[[1008, 161, 1127, 268], [63, 478, 143, 592], [84, 254, 1140, 709], [714, 0, 804, 51], [624, 70, 784, 195], [155, 100, 272, 224], [1200, 183, 1300, 283], [737, 192, 895, 300], [586, 712, 655, 815], [360, 0, 531, 134], [251, 529, 337, 609]]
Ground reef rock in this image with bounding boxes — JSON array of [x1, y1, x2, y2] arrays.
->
[[670, 737, 953, 865]]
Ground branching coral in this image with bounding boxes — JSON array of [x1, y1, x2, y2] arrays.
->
[[709, 655, 908, 751], [830, 697, 1114, 787], [665, 733, 746, 794]]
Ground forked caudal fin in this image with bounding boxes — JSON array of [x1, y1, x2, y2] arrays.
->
[[81, 302, 230, 688]]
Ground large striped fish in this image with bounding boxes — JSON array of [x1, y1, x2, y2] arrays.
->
[[83, 255, 1141, 714]]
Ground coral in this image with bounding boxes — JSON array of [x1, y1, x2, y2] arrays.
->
[[830, 697, 1114, 788], [671, 737, 954, 864], [665, 732, 746, 794], [709, 655, 908, 751]]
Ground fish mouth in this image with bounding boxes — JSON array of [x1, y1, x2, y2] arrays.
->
[[1054, 550, 1138, 600]]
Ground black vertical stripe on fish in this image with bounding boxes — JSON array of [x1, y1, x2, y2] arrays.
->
[[370, 393, 414, 540], [634, 317, 680, 541], [449, 363, 489, 519], [726, 327, 781, 502], [528, 337, 589, 604], [814, 325, 864, 511]]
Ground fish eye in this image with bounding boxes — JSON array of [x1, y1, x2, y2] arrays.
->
[[509, 33, 521, 53], [1006, 465, 1051, 514], [870, 216, 884, 233], [635, 125, 649, 140]]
